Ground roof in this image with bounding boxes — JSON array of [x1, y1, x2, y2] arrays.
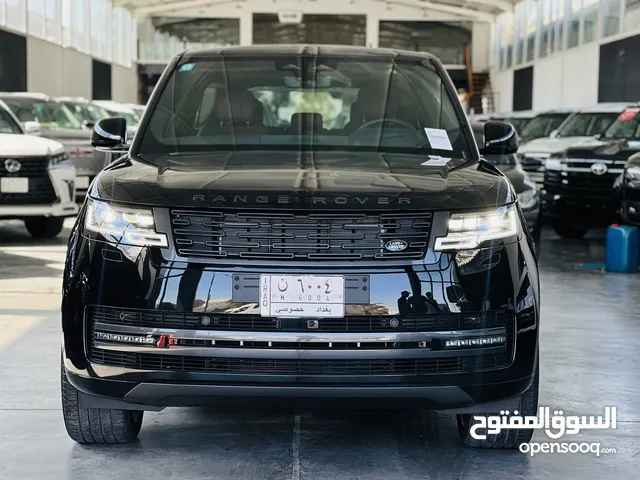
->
[[579, 102, 639, 113], [0, 92, 52, 101], [183, 44, 441, 61]]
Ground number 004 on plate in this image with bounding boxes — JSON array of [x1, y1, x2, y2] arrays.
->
[[259, 275, 345, 318]]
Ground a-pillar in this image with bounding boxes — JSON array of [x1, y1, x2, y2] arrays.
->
[[239, 10, 253, 46], [366, 14, 379, 48]]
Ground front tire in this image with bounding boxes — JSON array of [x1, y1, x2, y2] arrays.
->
[[457, 365, 539, 449], [61, 361, 143, 444], [24, 217, 65, 238], [552, 219, 589, 239]]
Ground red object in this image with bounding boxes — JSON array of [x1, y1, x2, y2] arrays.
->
[[156, 335, 166, 348], [618, 109, 640, 121], [612, 224, 620, 227]]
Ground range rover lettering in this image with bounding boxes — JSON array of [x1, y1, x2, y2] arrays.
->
[[61, 46, 540, 449], [543, 106, 640, 238]]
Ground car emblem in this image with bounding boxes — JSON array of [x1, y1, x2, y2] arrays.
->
[[385, 240, 408, 252], [590, 162, 608, 176], [4, 159, 21, 173]]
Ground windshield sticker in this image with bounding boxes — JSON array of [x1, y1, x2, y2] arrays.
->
[[424, 128, 453, 151], [627, 141, 640, 148], [179, 63, 196, 73], [421, 156, 452, 167], [618, 108, 640, 121]]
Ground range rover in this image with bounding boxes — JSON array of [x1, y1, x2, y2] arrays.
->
[[543, 106, 640, 238], [61, 46, 540, 448]]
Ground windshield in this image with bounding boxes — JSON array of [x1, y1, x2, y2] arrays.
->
[[64, 103, 108, 123], [503, 116, 532, 134], [603, 108, 640, 139], [557, 112, 619, 137], [138, 55, 472, 160], [1, 98, 82, 130], [520, 113, 572, 139], [103, 107, 140, 126], [0, 106, 22, 134]]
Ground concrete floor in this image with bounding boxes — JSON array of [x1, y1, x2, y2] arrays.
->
[[0, 219, 639, 479]]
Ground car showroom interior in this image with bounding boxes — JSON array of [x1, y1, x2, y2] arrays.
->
[[0, 0, 639, 479]]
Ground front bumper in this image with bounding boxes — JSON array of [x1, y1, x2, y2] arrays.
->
[[542, 191, 618, 223], [62, 211, 540, 413], [0, 164, 78, 219], [620, 199, 640, 226]]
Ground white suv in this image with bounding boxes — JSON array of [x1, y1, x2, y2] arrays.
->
[[0, 99, 78, 238]]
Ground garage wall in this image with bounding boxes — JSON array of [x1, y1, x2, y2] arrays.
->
[[493, 69, 513, 113], [27, 37, 92, 97], [532, 55, 563, 110], [111, 64, 138, 103]]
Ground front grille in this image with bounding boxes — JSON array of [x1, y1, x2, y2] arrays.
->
[[88, 348, 512, 375], [544, 170, 618, 196], [90, 306, 512, 333], [169, 210, 433, 261], [0, 156, 56, 205]]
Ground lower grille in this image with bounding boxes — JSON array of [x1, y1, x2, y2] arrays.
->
[[0, 157, 56, 205], [88, 348, 512, 375], [544, 171, 618, 196]]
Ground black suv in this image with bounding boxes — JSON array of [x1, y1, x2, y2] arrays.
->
[[61, 46, 540, 448], [543, 106, 640, 238], [617, 151, 640, 226]]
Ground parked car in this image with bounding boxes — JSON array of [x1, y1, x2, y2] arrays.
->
[[517, 108, 577, 145], [125, 103, 146, 116], [56, 97, 110, 129], [518, 103, 635, 188], [471, 122, 541, 251], [616, 151, 640, 227], [61, 45, 540, 449], [542, 106, 640, 238], [0, 93, 111, 201], [0, 99, 77, 237], [498, 110, 538, 136]]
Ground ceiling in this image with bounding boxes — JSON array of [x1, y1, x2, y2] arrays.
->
[[115, 0, 516, 23]]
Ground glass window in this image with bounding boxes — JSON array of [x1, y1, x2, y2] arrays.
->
[[567, 0, 582, 48], [504, 116, 535, 133], [500, 13, 515, 69], [603, 0, 622, 36], [582, 0, 600, 43], [138, 56, 474, 160], [515, 3, 526, 64], [539, 0, 551, 58], [0, 106, 23, 134], [0, 98, 82, 130], [624, 0, 640, 32], [520, 112, 573, 139], [604, 108, 640, 138], [525, 0, 538, 62], [557, 112, 621, 137]]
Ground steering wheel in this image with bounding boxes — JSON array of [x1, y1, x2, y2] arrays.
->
[[350, 117, 420, 140]]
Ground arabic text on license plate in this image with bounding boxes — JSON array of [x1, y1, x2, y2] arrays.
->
[[0, 177, 29, 193], [259, 275, 345, 318], [75, 176, 90, 189]]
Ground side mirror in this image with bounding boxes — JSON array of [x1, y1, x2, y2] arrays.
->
[[23, 121, 41, 136], [549, 129, 559, 138], [83, 119, 96, 129], [593, 133, 602, 140], [480, 121, 519, 155], [92, 117, 127, 151]]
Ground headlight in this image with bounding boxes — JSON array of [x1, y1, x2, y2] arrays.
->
[[85, 199, 168, 247], [434, 205, 518, 251], [517, 189, 538, 210], [49, 152, 70, 166]]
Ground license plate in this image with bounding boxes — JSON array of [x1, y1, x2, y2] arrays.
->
[[0, 177, 28, 193], [260, 275, 345, 318], [76, 176, 90, 189]]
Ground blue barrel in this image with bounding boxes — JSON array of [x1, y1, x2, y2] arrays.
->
[[605, 225, 640, 273]]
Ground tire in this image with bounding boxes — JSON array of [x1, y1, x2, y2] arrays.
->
[[457, 364, 539, 449], [61, 361, 143, 444], [24, 217, 65, 238], [552, 219, 589, 239]]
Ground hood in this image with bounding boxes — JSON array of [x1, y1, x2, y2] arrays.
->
[[495, 164, 535, 194], [0, 133, 65, 156], [39, 127, 92, 143], [564, 138, 640, 162], [90, 151, 515, 211], [518, 136, 595, 155]]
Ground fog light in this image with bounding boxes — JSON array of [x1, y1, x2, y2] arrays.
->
[[444, 335, 506, 348]]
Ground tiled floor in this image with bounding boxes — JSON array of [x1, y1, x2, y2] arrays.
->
[[1, 220, 638, 479]]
